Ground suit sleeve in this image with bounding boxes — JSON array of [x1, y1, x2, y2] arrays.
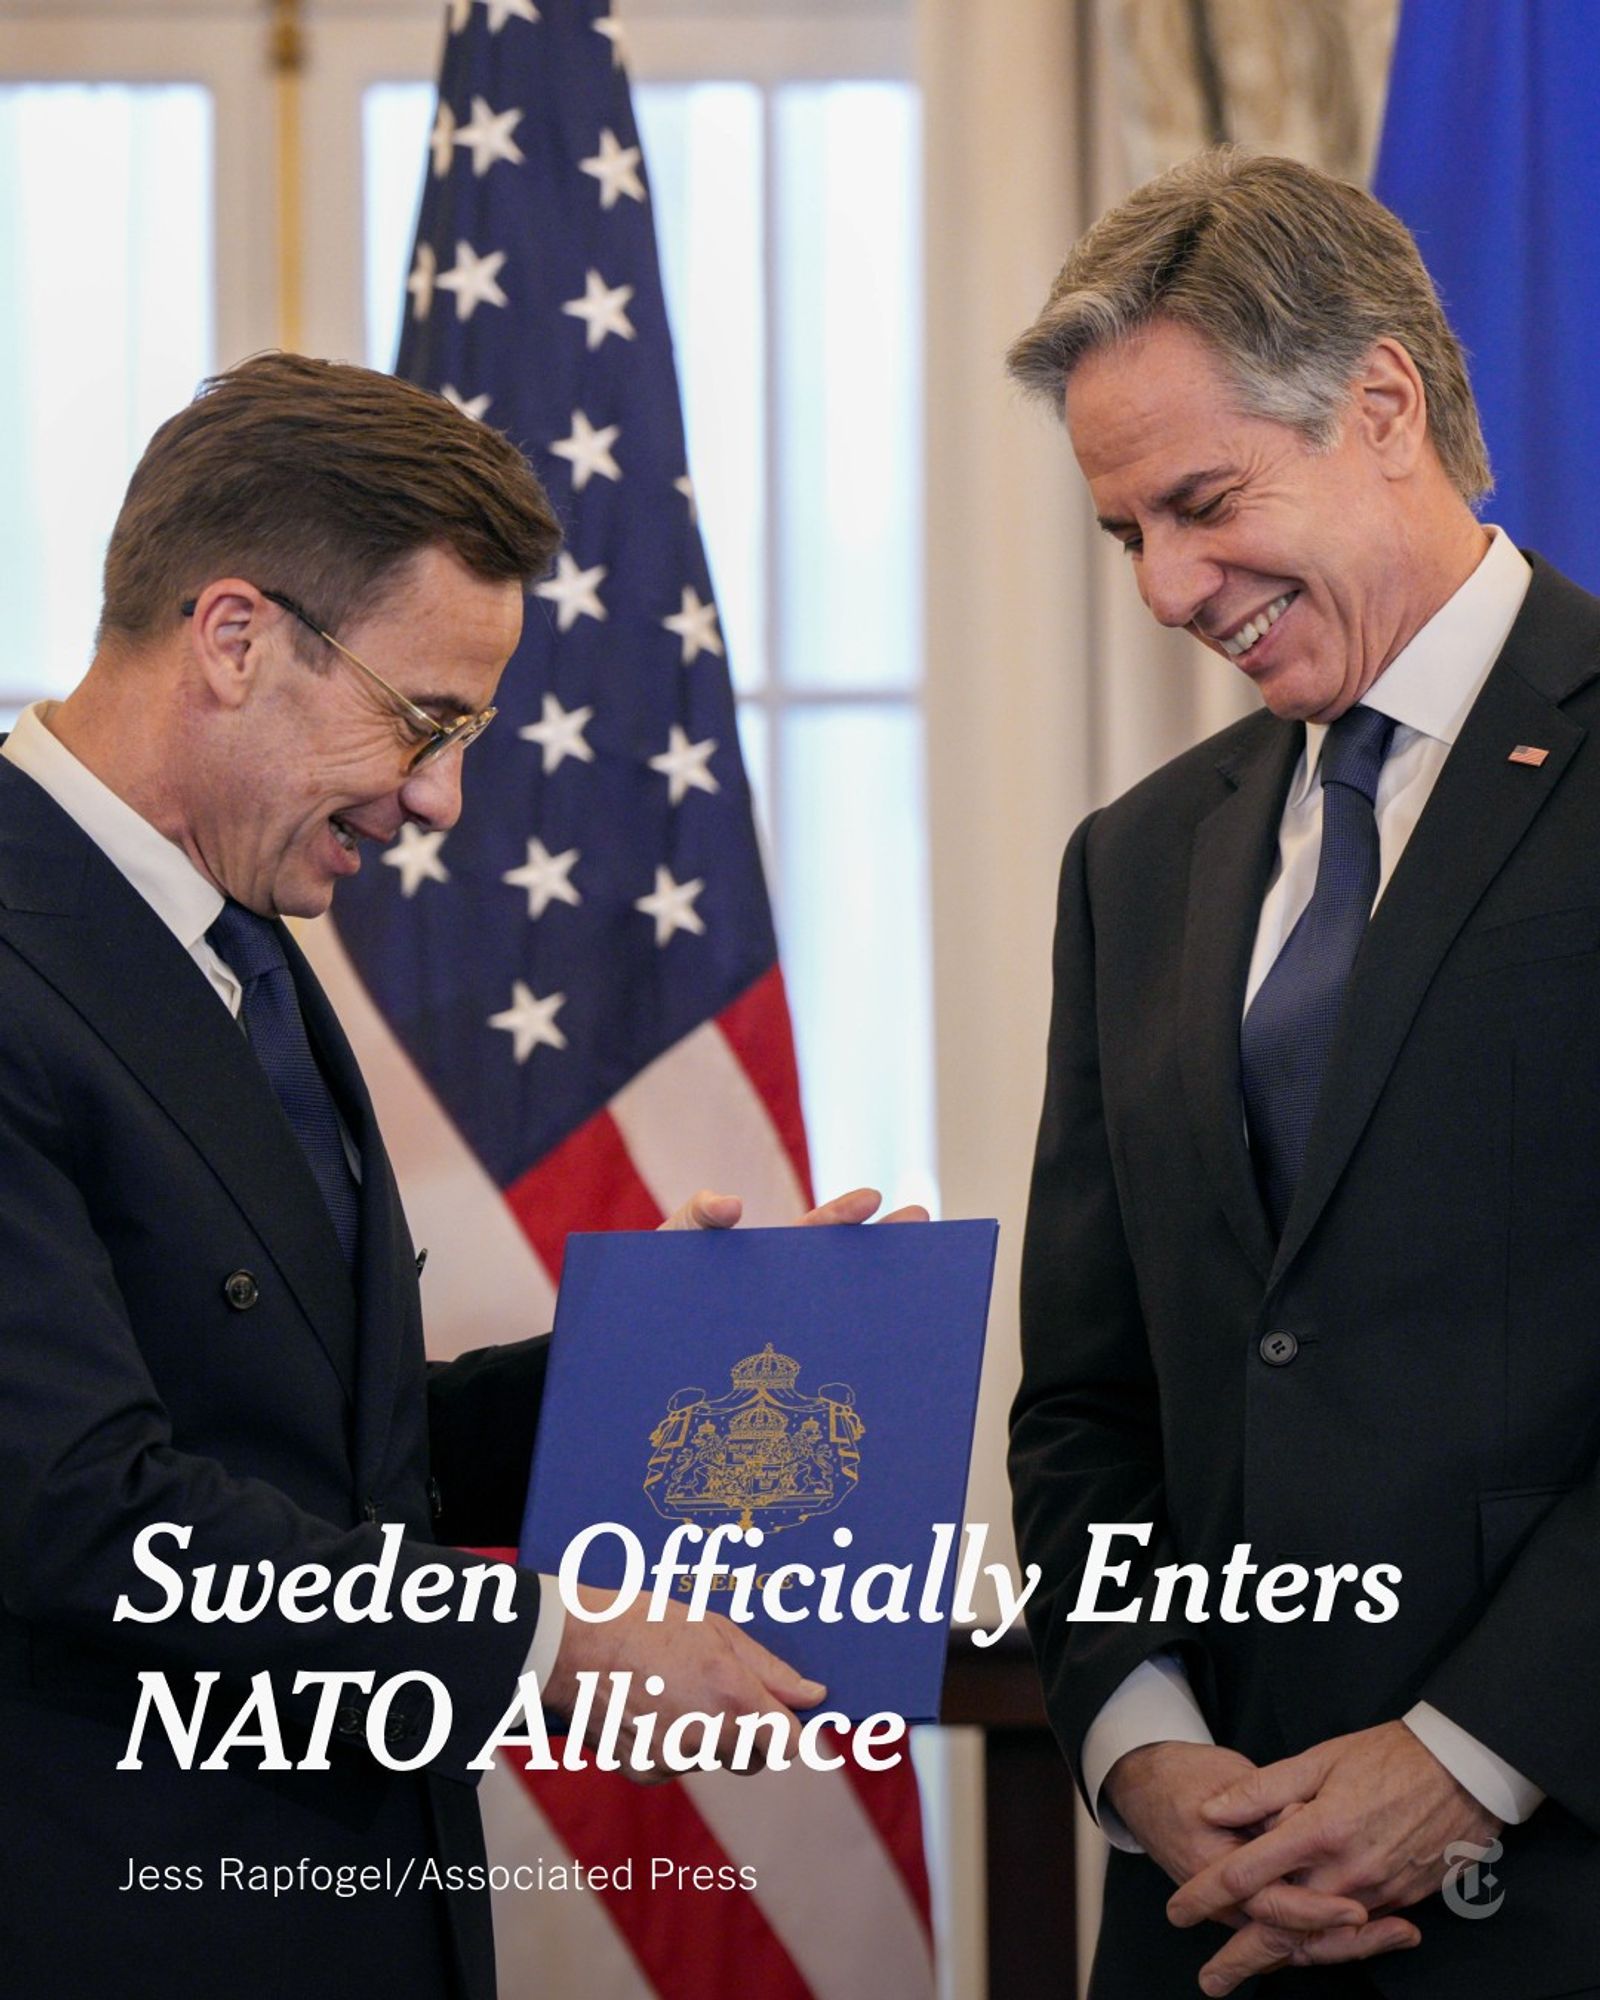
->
[[426, 1334, 550, 1547], [1009, 815, 1215, 1795], [0, 1015, 537, 1786], [1418, 1477, 1600, 1830]]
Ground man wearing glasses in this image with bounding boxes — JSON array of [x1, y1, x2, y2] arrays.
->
[[0, 353, 839, 1998]]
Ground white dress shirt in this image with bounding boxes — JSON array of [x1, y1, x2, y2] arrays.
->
[[1084, 528, 1544, 1846], [0, 702, 565, 1692]]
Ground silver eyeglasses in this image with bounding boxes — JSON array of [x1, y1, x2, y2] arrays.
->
[[180, 586, 498, 772]]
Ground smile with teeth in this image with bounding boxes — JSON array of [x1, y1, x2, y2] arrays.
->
[[1219, 591, 1297, 659], [330, 816, 358, 851]]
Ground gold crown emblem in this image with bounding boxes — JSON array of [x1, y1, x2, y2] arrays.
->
[[729, 1343, 802, 1390], [644, 1345, 864, 1534]]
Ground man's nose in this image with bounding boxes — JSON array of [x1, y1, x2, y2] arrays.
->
[[397, 746, 466, 831], [1138, 532, 1224, 630]]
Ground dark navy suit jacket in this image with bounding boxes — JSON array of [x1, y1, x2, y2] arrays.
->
[[0, 756, 549, 1999], [1012, 557, 1600, 1999]]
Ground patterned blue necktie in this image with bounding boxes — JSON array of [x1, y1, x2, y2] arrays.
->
[[206, 900, 360, 1267], [1241, 703, 1397, 1234]]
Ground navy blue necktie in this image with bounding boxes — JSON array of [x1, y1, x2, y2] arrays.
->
[[207, 900, 360, 1267], [1241, 704, 1397, 1234]]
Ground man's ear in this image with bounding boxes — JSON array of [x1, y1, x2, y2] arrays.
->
[[184, 581, 275, 711], [1355, 337, 1429, 480]]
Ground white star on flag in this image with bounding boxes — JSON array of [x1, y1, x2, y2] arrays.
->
[[648, 725, 719, 806], [534, 551, 607, 631], [503, 838, 583, 919], [442, 385, 492, 422], [561, 268, 635, 350], [436, 240, 508, 321], [483, 0, 540, 31], [454, 95, 525, 176], [579, 128, 646, 209], [592, 11, 627, 64], [381, 824, 450, 897], [489, 981, 567, 1062], [429, 102, 457, 178], [406, 242, 436, 321], [635, 866, 707, 947], [550, 410, 621, 491], [674, 473, 697, 522], [518, 693, 595, 773], [661, 585, 723, 664]]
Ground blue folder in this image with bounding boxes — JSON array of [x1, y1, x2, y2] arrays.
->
[[520, 1219, 998, 1723]]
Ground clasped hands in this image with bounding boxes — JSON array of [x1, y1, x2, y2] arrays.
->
[[1105, 1724, 1501, 1994], [544, 1184, 927, 1779]]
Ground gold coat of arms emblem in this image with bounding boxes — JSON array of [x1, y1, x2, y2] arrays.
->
[[644, 1343, 864, 1533]]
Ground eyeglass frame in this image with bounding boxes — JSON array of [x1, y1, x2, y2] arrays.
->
[[179, 585, 497, 772]]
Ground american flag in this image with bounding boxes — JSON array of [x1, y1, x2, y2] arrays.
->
[[302, 2, 937, 1994]]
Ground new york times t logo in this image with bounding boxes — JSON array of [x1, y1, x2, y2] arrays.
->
[[1441, 1835, 1505, 1919]]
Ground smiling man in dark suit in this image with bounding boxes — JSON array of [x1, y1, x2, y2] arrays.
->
[[0, 352, 840, 2000], [1007, 151, 1600, 1999]]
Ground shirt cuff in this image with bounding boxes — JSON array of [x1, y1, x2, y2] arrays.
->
[[1403, 1702, 1544, 1825], [522, 1574, 565, 1693], [1082, 1652, 1215, 1852]]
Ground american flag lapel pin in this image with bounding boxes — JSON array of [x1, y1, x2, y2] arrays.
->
[[1508, 744, 1551, 767]]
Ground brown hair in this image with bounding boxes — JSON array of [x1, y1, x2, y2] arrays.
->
[[1006, 148, 1491, 504], [99, 350, 562, 650]]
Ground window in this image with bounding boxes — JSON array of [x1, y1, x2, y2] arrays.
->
[[0, 82, 212, 714]]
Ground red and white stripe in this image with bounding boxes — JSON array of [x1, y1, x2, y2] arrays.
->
[[475, 1747, 934, 2000], [506, 966, 811, 1283], [304, 926, 810, 1325], [302, 919, 935, 2000]]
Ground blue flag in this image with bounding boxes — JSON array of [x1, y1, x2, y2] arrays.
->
[[1374, 0, 1600, 588]]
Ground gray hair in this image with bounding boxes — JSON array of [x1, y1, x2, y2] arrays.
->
[[1006, 148, 1491, 504]]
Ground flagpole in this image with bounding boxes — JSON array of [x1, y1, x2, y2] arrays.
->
[[268, 0, 306, 351]]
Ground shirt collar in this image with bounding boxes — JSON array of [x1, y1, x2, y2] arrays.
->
[[1294, 525, 1533, 803], [1, 702, 225, 950]]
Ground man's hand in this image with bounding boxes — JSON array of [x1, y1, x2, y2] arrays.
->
[[543, 1584, 825, 1782], [1106, 1741, 1372, 1951], [657, 1185, 930, 1231], [1166, 1720, 1496, 1993]]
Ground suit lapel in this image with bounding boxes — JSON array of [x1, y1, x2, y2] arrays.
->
[[1180, 718, 1302, 1283], [1271, 562, 1599, 1283], [0, 763, 359, 1402]]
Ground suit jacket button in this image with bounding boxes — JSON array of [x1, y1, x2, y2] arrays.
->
[[1259, 1330, 1299, 1367], [336, 1705, 365, 1737], [223, 1270, 259, 1312], [385, 1713, 410, 1745]]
